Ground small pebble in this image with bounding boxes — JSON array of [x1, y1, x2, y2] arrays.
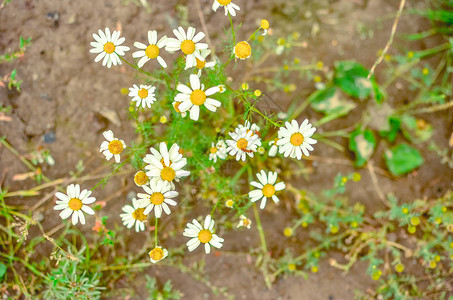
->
[[43, 131, 56, 143], [40, 93, 52, 102], [46, 11, 59, 27]]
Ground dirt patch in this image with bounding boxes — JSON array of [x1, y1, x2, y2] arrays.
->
[[1, 0, 451, 299]]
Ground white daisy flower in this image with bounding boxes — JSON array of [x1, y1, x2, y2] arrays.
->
[[137, 180, 178, 218], [249, 170, 286, 209], [195, 49, 216, 77], [165, 27, 208, 69], [226, 124, 262, 161], [144, 142, 190, 188], [183, 215, 224, 254], [120, 197, 148, 232], [225, 199, 234, 208], [149, 246, 169, 263], [212, 0, 240, 17], [237, 215, 252, 229], [90, 27, 130, 68], [132, 30, 168, 68], [277, 119, 317, 159], [54, 184, 96, 225], [175, 74, 221, 121], [208, 140, 227, 163], [172, 101, 187, 118], [99, 130, 126, 163], [128, 84, 156, 108], [268, 139, 279, 157]]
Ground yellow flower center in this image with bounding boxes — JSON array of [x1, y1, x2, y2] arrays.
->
[[132, 208, 147, 222], [196, 58, 206, 69], [138, 88, 148, 99], [134, 171, 148, 186], [150, 192, 165, 205], [108, 140, 124, 155], [181, 40, 195, 55], [210, 147, 218, 153], [145, 44, 159, 59], [161, 167, 176, 182], [190, 89, 207, 106], [261, 19, 270, 30], [262, 184, 276, 198], [242, 218, 251, 227], [234, 41, 251, 59], [217, 0, 232, 5], [290, 132, 304, 146], [226, 199, 234, 207], [103, 42, 115, 54], [68, 198, 83, 211], [236, 138, 248, 150], [149, 247, 164, 261], [198, 229, 212, 243]]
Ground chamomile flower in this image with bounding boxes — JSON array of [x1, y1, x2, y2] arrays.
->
[[277, 119, 317, 159], [260, 19, 270, 36], [137, 180, 178, 218], [234, 41, 251, 60], [165, 27, 208, 69], [226, 124, 262, 161], [144, 142, 190, 188], [90, 27, 130, 68], [120, 198, 148, 232], [128, 84, 156, 108], [249, 170, 286, 209], [208, 140, 227, 163], [175, 74, 221, 121], [237, 215, 252, 229], [195, 49, 216, 77], [134, 171, 149, 186], [99, 130, 126, 163], [132, 30, 168, 68], [268, 139, 279, 157], [172, 101, 187, 118], [149, 246, 168, 263], [225, 199, 234, 208], [183, 215, 224, 254], [212, 0, 240, 17], [54, 184, 96, 225]]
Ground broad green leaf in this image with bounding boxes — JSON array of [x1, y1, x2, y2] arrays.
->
[[384, 143, 424, 176], [310, 86, 357, 116], [379, 116, 401, 143], [334, 61, 372, 100], [0, 263, 6, 279], [349, 127, 376, 167], [401, 115, 433, 143]]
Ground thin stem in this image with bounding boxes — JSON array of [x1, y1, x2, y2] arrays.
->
[[154, 217, 158, 247], [248, 27, 261, 41], [252, 203, 267, 255], [228, 12, 236, 45], [119, 57, 161, 82], [368, 0, 406, 78]]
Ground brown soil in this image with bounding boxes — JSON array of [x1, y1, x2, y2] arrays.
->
[[1, 0, 451, 299]]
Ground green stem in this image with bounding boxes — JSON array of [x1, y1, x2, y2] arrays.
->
[[253, 203, 267, 254], [155, 217, 158, 247], [119, 57, 161, 82], [228, 13, 236, 45], [248, 27, 261, 41]]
